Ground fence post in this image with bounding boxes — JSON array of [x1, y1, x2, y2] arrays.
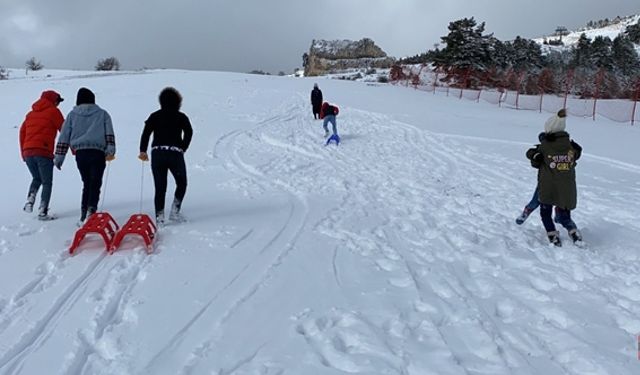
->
[[563, 70, 574, 110], [414, 64, 425, 89], [632, 79, 640, 125], [592, 68, 605, 121], [498, 69, 511, 108], [537, 72, 544, 113], [433, 71, 438, 94], [515, 72, 525, 110], [539, 93, 544, 113]]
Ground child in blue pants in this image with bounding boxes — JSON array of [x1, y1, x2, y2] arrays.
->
[[516, 186, 570, 226]]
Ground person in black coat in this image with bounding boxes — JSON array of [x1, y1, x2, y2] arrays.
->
[[138, 87, 193, 224], [310, 83, 323, 119]]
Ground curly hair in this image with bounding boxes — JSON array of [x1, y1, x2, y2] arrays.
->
[[159, 87, 182, 110]]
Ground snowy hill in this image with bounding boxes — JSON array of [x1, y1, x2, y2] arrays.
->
[[1, 69, 640, 374], [534, 14, 640, 53]]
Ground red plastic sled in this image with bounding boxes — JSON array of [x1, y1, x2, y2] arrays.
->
[[69, 212, 120, 255], [109, 214, 157, 254]]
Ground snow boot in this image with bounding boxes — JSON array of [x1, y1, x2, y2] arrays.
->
[[547, 231, 562, 247], [37, 206, 55, 221], [78, 207, 97, 227], [156, 211, 165, 226], [77, 208, 88, 227], [23, 193, 36, 213], [324, 129, 329, 138], [569, 229, 583, 245], [169, 199, 185, 222], [326, 134, 340, 146], [515, 207, 533, 225]]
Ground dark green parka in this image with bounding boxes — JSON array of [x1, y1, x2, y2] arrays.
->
[[526, 131, 582, 210]]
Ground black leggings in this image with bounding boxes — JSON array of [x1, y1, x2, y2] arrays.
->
[[151, 149, 187, 213], [75, 149, 106, 212]]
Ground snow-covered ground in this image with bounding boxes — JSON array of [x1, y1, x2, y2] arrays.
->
[[1, 69, 639, 374]]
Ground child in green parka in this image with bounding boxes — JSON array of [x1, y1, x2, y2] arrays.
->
[[525, 109, 583, 247]]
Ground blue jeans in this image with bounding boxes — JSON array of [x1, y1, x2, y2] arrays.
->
[[526, 187, 541, 211], [25, 156, 54, 209], [541, 204, 577, 233], [323, 115, 337, 135]]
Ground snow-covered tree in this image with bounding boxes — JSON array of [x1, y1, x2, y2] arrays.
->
[[589, 36, 614, 69], [25, 57, 43, 72], [95, 57, 120, 71], [612, 35, 640, 76], [625, 20, 640, 43], [490, 39, 512, 70], [0, 66, 8, 80], [570, 33, 592, 68], [434, 17, 494, 75], [508, 36, 544, 72]]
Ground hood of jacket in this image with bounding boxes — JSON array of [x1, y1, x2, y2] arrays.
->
[[31, 98, 57, 112], [71, 103, 102, 117], [539, 131, 569, 143]]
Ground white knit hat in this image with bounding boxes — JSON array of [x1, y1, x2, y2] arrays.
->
[[544, 114, 566, 134]]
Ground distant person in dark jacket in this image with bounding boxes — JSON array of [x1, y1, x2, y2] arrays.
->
[[54, 88, 116, 225], [19, 90, 65, 220], [311, 83, 323, 119], [526, 109, 583, 246], [138, 87, 193, 225], [319, 102, 339, 138]]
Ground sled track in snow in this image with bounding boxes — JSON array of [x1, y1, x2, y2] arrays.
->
[[61, 251, 154, 375], [0, 252, 109, 374], [0, 232, 156, 375], [144, 102, 311, 374], [237, 99, 640, 374]]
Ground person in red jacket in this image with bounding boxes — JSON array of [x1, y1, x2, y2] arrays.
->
[[319, 102, 339, 138], [19, 90, 64, 220]]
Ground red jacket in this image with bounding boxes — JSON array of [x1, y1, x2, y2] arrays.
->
[[19, 91, 64, 160], [319, 102, 339, 119]]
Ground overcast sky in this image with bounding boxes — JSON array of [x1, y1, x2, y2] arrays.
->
[[1, 0, 639, 73]]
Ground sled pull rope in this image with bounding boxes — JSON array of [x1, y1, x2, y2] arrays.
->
[[100, 162, 112, 212], [139, 160, 145, 213]]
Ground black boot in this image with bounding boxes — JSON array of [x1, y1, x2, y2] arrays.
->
[[569, 229, 583, 243], [547, 231, 562, 247]]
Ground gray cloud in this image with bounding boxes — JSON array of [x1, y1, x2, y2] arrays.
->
[[1, 0, 639, 73]]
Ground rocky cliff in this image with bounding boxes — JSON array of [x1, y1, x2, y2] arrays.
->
[[303, 38, 395, 76]]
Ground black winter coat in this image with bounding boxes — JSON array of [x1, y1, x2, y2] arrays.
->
[[311, 88, 323, 108], [140, 109, 193, 153]]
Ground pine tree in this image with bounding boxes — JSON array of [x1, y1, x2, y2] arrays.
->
[[509, 36, 543, 72], [626, 20, 640, 43], [612, 35, 640, 76], [589, 36, 613, 69], [434, 17, 494, 75], [570, 33, 592, 68], [491, 39, 512, 69]]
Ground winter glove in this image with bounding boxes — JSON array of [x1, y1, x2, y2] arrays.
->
[[533, 153, 543, 163], [538, 132, 546, 142], [530, 152, 543, 168], [53, 156, 64, 170], [138, 152, 149, 161], [105, 154, 116, 162], [570, 140, 582, 152]]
